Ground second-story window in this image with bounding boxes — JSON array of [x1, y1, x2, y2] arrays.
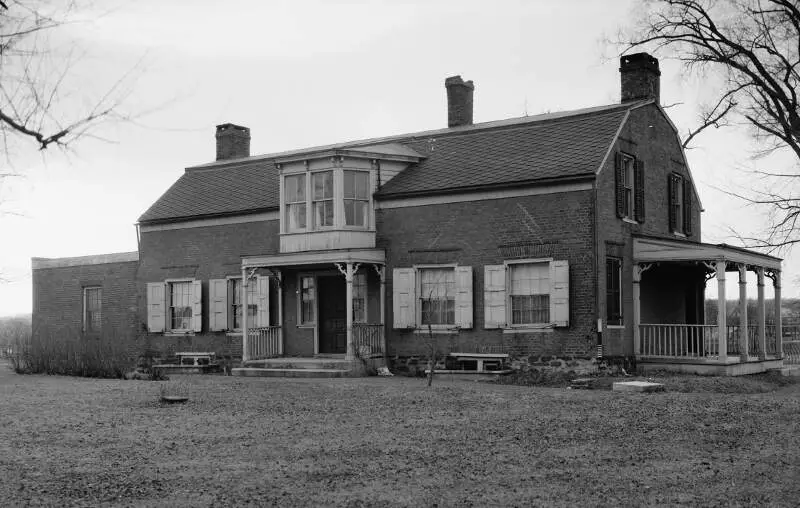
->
[[312, 171, 334, 228], [344, 170, 369, 227], [285, 174, 307, 231]]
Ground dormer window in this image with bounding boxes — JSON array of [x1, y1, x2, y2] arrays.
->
[[285, 174, 307, 232], [344, 170, 369, 227]]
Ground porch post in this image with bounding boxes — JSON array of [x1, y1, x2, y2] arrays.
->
[[757, 267, 767, 360], [632, 264, 642, 356], [716, 261, 727, 362], [277, 270, 284, 356], [345, 262, 355, 361], [241, 266, 249, 363], [375, 265, 387, 357], [773, 270, 783, 359], [738, 264, 748, 362]]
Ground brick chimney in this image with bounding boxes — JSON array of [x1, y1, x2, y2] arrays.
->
[[620, 52, 660, 104], [215, 123, 250, 161], [445, 75, 474, 127]]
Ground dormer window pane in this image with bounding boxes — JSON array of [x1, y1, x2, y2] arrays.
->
[[344, 170, 369, 227], [312, 171, 334, 227], [285, 174, 306, 231]]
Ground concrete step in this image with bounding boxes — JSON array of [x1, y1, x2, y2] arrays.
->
[[232, 367, 352, 378], [244, 358, 351, 370]]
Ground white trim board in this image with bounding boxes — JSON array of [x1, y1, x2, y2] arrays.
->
[[376, 181, 593, 209], [32, 251, 139, 270], [139, 211, 279, 232]]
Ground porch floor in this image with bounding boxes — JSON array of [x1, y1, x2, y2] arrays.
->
[[638, 358, 783, 376]]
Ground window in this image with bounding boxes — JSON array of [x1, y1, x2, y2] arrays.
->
[[606, 257, 622, 326], [392, 266, 473, 330], [668, 173, 692, 235], [230, 278, 257, 330], [285, 173, 307, 231], [169, 281, 193, 331], [353, 272, 367, 323], [509, 262, 550, 325], [312, 171, 334, 228], [300, 276, 316, 324], [344, 170, 369, 227], [83, 287, 102, 333], [615, 152, 645, 222], [483, 260, 570, 329]]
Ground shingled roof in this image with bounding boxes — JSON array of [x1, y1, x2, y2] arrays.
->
[[138, 102, 637, 224]]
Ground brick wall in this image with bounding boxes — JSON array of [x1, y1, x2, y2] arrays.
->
[[377, 190, 597, 360], [32, 260, 139, 356], [137, 219, 279, 360], [595, 103, 704, 355]]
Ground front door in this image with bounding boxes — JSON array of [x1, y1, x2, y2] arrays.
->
[[318, 275, 346, 354]]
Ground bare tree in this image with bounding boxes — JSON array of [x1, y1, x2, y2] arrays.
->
[[619, 0, 800, 248], [0, 0, 133, 154]]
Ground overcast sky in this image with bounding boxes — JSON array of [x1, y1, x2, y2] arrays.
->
[[0, 0, 789, 316]]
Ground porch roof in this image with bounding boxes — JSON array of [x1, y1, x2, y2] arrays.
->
[[242, 248, 385, 269], [633, 236, 781, 270]]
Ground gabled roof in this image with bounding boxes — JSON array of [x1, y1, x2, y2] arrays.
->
[[138, 102, 636, 224]]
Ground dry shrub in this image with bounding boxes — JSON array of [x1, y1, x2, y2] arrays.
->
[[10, 325, 132, 378]]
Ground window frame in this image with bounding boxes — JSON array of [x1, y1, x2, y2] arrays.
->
[[284, 172, 308, 232], [166, 279, 194, 333], [622, 153, 635, 219], [228, 277, 258, 331], [82, 286, 102, 334], [311, 169, 335, 229], [505, 258, 552, 328], [297, 274, 317, 326], [605, 257, 623, 326], [352, 272, 368, 323], [415, 264, 457, 329], [343, 169, 370, 229], [669, 172, 685, 235]]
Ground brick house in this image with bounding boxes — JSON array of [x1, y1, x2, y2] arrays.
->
[[32, 53, 785, 375]]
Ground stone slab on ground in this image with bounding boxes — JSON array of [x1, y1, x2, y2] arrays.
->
[[773, 366, 800, 377], [612, 381, 665, 393], [232, 368, 350, 378]]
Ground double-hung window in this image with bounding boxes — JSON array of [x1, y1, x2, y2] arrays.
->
[[230, 278, 257, 330], [606, 257, 622, 326], [169, 281, 193, 331], [344, 170, 369, 227], [300, 276, 316, 324], [615, 152, 644, 222], [285, 174, 307, 231], [509, 262, 550, 325], [83, 287, 102, 333], [312, 171, 334, 228], [419, 268, 456, 326], [353, 272, 367, 323], [668, 172, 692, 235]]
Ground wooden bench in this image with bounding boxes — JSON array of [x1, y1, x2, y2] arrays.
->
[[448, 352, 509, 372], [175, 352, 216, 366]]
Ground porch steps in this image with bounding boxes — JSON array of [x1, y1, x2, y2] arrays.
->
[[231, 357, 354, 378]]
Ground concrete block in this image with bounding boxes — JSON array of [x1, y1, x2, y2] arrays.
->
[[612, 380, 665, 393]]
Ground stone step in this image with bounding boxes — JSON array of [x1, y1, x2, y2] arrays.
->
[[612, 381, 665, 393], [231, 367, 351, 378], [244, 359, 351, 370], [570, 378, 595, 389]]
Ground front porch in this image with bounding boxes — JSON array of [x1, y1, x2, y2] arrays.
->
[[237, 248, 387, 368], [633, 236, 783, 376]]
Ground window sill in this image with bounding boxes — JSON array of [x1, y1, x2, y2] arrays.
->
[[297, 324, 315, 329], [502, 326, 553, 334], [622, 217, 639, 225], [672, 231, 687, 238], [606, 325, 625, 330]]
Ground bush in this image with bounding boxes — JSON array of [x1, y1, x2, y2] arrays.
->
[[495, 368, 577, 387], [9, 326, 132, 378]]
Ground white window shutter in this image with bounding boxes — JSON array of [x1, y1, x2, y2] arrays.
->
[[146, 282, 166, 333], [455, 266, 473, 329], [392, 268, 416, 328], [484, 265, 506, 328], [550, 260, 570, 327], [192, 280, 203, 332], [209, 279, 227, 332], [256, 276, 270, 327]]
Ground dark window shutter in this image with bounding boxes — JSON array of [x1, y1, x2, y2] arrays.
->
[[634, 159, 645, 223], [668, 173, 678, 232], [615, 152, 625, 218], [683, 178, 693, 235]]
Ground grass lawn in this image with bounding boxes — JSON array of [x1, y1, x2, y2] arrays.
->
[[1, 366, 798, 507]]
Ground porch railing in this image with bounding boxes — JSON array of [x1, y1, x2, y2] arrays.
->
[[640, 324, 720, 358], [247, 326, 282, 361], [353, 323, 384, 358], [784, 340, 800, 365]]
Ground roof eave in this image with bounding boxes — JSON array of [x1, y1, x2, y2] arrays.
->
[[375, 174, 596, 200]]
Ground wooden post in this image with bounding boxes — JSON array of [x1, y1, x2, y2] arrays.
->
[[774, 270, 783, 359], [277, 270, 284, 356], [242, 266, 249, 363], [633, 264, 642, 356], [345, 262, 354, 361], [376, 265, 386, 359], [716, 261, 727, 362], [757, 267, 767, 360], [738, 264, 748, 362]]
